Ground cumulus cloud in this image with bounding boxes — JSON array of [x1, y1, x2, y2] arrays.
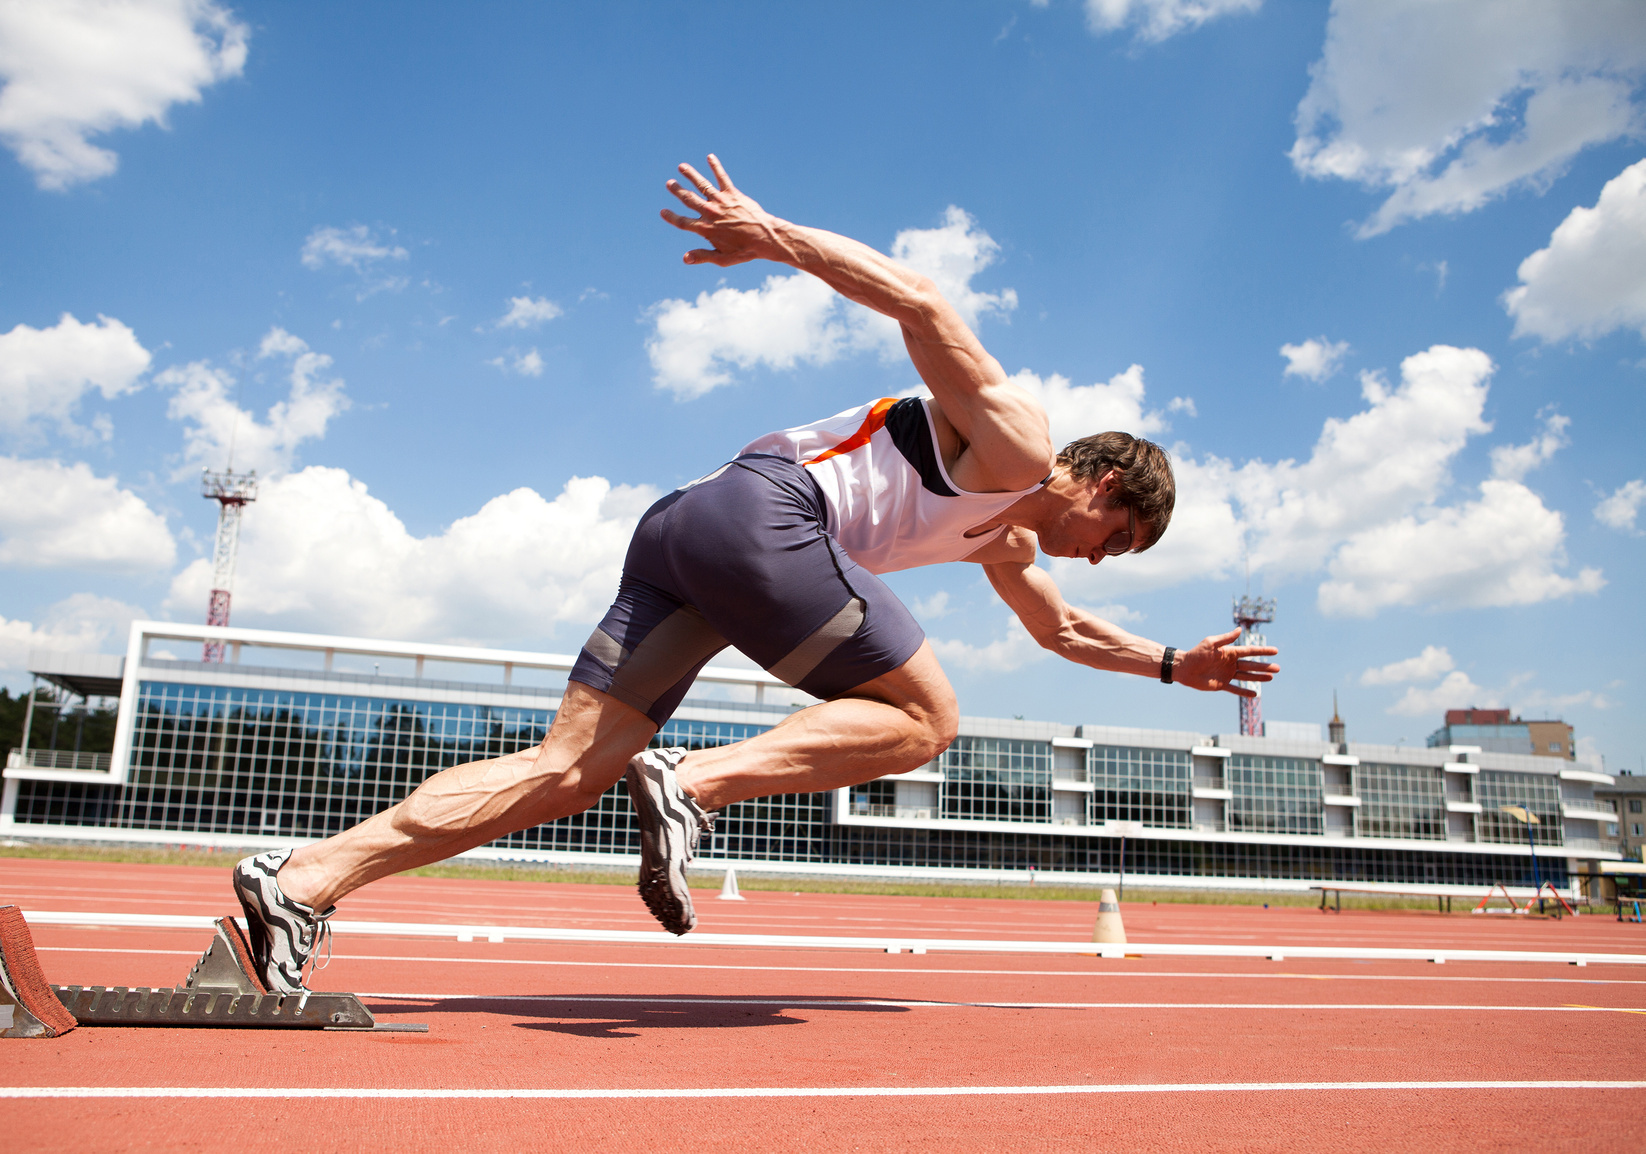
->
[[1048, 345, 1603, 618], [1386, 670, 1497, 718], [1290, 0, 1646, 237], [910, 591, 951, 619], [1360, 645, 1454, 686], [495, 296, 562, 330], [1595, 478, 1646, 532], [488, 348, 544, 377], [1280, 337, 1349, 383], [164, 466, 661, 645], [929, 616, 1048, 674], [0, 313, 150, 440], [647, 206, 1015, 399], [161, 327, 349, 476], [1006, 364, 1178, 449], [1503, 158, 1646, 343], [1084, 0, 1260, 43], [300, 224, 408, 271], [1488, 409, 1568, 482], [0, 456, 174, 570], [0, 593, 146, 674], [0, 0, 247, 190]]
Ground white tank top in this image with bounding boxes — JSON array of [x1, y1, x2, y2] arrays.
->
[[740, 397, 1044, 574]]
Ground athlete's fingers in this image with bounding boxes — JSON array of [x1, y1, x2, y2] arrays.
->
[[665, 179, 712, 215], [685, 247, 755, 267], [1224, 683, 1258, 698], [660, 207, 710, 234], [678, 163, 716, 198], [706, 153, 736, 192], [1206, 627, 1243, 647]]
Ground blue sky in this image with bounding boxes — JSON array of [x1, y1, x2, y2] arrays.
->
[[1, 0, 1643, 769]]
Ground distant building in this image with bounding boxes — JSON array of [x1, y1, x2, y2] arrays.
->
[[1428, 708, 1575, 760], [1598, 772, 1646, 861], [0, 622, 1624, 893]]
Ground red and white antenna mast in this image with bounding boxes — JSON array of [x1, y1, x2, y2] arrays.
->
[[1232, 594, 1275, 737], [200, 468, 257, 663]]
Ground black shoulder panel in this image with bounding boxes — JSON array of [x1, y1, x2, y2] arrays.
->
[[884, 398, 958, 497]]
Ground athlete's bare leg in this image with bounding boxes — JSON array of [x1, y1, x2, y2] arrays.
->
[[276, 683, 657, 911], [675, 641, 959, 810], [276, 642, 956, 911]]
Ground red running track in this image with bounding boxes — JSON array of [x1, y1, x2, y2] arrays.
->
[[3, 858, 1645, 1151]]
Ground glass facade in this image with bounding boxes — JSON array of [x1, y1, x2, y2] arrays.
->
[[1228, 754, 1322, 835], [1089, 745, 1190, 828], [939, 737, 1052, 823], [1474, 770, 1564, 846], [4, 674, 1580, 891], [1353, 763, 1446, 841]]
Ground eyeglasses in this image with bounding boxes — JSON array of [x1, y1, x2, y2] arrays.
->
[[1101, 505, 1136, 556]]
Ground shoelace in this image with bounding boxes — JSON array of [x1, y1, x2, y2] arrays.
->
[[301, 915, 334, 980]]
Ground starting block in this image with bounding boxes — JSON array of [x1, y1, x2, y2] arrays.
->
[[1, 904, 425, 1037]]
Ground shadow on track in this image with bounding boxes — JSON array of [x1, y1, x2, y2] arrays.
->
[[362, 994, 911, 1039]]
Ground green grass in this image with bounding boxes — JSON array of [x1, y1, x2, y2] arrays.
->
[[0, 841, 1525, 912]]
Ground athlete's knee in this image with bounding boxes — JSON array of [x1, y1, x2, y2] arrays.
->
[[908, 691, 959, 763]]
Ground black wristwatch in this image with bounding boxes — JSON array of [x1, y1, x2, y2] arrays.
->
[[1160, 646, 1176, 684]]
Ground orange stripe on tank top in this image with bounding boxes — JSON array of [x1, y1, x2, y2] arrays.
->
[[802, 397, 897, 466]]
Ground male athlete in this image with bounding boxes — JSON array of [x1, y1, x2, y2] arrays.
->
[[232, 156, 1280, 990]]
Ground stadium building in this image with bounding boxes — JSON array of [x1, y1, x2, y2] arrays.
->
[[1, 621, 1623, 893]]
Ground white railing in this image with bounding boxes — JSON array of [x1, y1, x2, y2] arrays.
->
[[10, 749, 112, 772], [1191, 821, 1225, 833], [850, 803, 934, 820], [1193, 778, 1226, 791]]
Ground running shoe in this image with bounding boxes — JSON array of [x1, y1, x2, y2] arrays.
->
[[231, 847, 335, 993], [625, 747, 718, 935]]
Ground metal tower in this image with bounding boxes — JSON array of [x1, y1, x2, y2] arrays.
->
[[1232, 594, 1275, 737], [201, 469, 258, 663]]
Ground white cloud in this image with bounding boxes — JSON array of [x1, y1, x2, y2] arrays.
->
[[0, 313, 150, 439], [0, 0, 247, 190], [1080, 601, 1144, 625], [1047, 344, 1603, 618], [496, 296, 562, 330], [0, 593, 145, 674], [1167, 396, 1196, 417], [0, 456, 174, 570], [929, 615, 1047, 674], [1318, 478, 1605, 616], [164, 466, 661, 645], [1595, 478, 1646, 532], [1488, 410, 1568, 482], [1007, 363, 1172, 450], [646, 206, 1015, 399], [488, 348, 544, 377], [1290, 0, 1646, 237], [1084, 0, 1260, 43], [1360, 645, 1454, 686], [1279, 337, 1349, 382], [161, 327, 349, 476], [1386, 670, 1497, 718], [911, 591, 951, 619], [1503, 158, 1646, 343], [300, 224, 408, 271]]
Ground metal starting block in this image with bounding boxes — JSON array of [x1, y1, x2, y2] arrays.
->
[[2, 904, 426, 1036]]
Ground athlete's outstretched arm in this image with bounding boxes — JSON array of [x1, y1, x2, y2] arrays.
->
[[980, 552, 1280, 695], [660, 155, 1051, 491]]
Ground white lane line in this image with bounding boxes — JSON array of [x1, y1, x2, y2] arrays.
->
[[32, 946, 1646, 984], [354, 993, 1646, 1013], [25, 910, 1646, 965], [3, 1081, 1644, 1099]]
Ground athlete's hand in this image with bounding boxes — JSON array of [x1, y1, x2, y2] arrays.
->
[[1171, 628, 1280, 697], [660, 155, 782, 268]]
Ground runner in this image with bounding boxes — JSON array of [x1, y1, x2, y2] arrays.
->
[[233, 156, 1280, 991]]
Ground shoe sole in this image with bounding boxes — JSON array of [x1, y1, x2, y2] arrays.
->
[[625, 760, 698, 935]]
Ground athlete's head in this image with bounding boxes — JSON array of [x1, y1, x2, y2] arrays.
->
[[1056, 432, 1175, 551]]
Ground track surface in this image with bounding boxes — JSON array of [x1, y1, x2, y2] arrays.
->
[[4, 858, 1644, 1151]]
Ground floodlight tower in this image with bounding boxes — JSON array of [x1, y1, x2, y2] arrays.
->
[[200, 468, 258, 663], [1232, 594, 1276, 737]]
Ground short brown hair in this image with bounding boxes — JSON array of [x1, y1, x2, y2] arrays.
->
[[1056, 432, 1175, 551]]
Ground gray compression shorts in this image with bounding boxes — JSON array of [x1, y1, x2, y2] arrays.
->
[[568, 454, 926, 727]]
